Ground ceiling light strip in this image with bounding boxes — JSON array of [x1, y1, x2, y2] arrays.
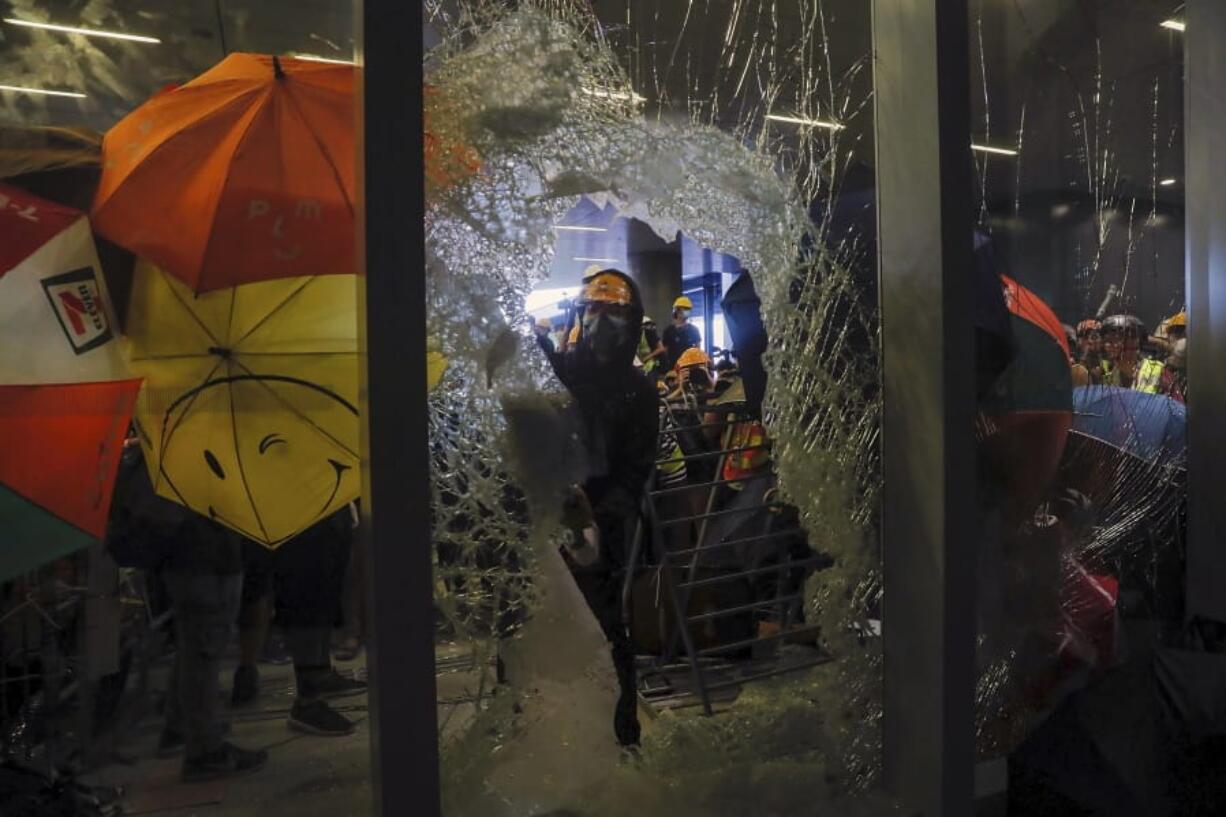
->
[[971, 143, 1018, 156], [765, 113, 845, 130], [0, 84, 86, 98], [3, 17, 160, 43]]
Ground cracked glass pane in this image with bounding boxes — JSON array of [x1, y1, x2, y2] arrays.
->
[[425, 2, 885, 814], [967, 4, 1188, 795]]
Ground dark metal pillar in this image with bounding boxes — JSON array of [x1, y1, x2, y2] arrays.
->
[[1183, 0, 1226, 625], [872, 1, 977, 815], [356, 2, 439, 816]]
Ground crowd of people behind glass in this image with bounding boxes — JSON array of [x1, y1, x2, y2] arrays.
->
[[1071, 310, 1187, 402]]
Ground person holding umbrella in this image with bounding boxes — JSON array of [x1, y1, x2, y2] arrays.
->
[[109, 440, 268, 781]]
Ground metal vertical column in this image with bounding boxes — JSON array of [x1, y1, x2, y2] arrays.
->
[[871, 1, 977, 816], [1183, 0, 1226, 626], [356, 3, 440, 816]]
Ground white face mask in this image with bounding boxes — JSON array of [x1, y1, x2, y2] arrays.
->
[[675, 309, 690, 321]]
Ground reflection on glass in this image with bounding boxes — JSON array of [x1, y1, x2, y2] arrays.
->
[[967, 4, 1189, 808], [426, 1, 887, 814], [0, 2, 370, 815]]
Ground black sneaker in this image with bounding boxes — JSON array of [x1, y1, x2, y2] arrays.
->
[[158, 722, 231, 757], [231, 664, 259, 707], [287, 699, 355, 737], [181, 742, 267, 782], [311, 669, 367, 701]]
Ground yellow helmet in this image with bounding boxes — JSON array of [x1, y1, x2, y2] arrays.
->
[[673, 295, 694, 311], [579, 271, 634, 306], [675, 347, 710, 370], [1167, 310, 1187, 328]]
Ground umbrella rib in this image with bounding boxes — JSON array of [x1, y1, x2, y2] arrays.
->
[[129, 353, 214, 362], [153, 358, 226, 498], [231, 278, 315, 349], [162, 276, 223, 347], [228, 350, 354, 357], [229, 373, 272, 543], [158, 358, 227, 467], [227, 287, 238, 346], [230, 357, 359, 459], [280, 83, 354, 217], [193, 86, 278, 294]]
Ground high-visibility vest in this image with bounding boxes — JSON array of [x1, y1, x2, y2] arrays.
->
[[638, 331, 658, 373], [1133, 358, 1164, 394], [722, 420, 769, 482]]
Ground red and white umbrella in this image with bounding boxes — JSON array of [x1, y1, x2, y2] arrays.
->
[[0, 182, 141, 581]]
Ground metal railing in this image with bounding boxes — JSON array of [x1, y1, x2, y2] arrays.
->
[[623, 394, 828, 715]]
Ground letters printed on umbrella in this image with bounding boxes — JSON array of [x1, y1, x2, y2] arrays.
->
[[92, 53, 355, 293], [0, 182, 141, 579]]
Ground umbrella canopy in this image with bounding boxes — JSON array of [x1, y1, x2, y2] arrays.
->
[[1072, 386, 1186, 464], [979, 274, 1073, 524], [92, 53, 355, 293], [0, 182, 141, 580], [124, 260, 360, 547]]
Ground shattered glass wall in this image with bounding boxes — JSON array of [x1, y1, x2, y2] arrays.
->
[[966, 1, 1188, 763], [424, 1, 886, 815]]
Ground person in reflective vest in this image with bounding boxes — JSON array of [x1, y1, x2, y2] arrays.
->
[[1133, 357, 1165, 394]]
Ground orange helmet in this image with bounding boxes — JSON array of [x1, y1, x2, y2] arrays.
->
[[578, 271, 634, 307], [1076, 319, 1101, 336], [675, 347, 711, 370]]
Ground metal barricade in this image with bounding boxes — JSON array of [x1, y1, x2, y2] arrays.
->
[[624, 389, 831, 715]]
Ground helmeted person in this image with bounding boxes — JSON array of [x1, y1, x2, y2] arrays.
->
[[637, 315, 667, 379], [662, 295, 703, 371], [549, 268, 659, 748], [1100, 314, 1148, 389]]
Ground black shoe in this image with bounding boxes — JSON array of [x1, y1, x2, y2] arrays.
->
[[156, 728, 184, 758], [231, 664, 259, 707], [158, 722, 231, 758], [311, 669, 367, 701], [181, 742, 267, 782], [287, 699, 355, 737]]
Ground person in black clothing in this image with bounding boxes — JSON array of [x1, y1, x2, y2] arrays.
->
[[549, 268, 659, 748], [107, 440, 267, 782], [231, 506, 366, 736], [662, 295, 702, 371], [531, 316, 556, 358]]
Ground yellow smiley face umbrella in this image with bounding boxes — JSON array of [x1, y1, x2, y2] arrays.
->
[[123, 260, 360, 547]]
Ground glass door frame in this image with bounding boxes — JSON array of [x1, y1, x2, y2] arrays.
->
[[358, 2, 1226, 816]]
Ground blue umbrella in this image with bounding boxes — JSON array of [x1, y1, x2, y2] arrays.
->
[[1072, 386, 1186, 464]]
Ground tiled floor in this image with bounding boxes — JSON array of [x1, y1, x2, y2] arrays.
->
[[83, 643, 493, 816]]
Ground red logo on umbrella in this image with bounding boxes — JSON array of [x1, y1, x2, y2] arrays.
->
[[41, 267, 113, 354]]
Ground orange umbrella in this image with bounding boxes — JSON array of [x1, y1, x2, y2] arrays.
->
[[92, 53, 355, 293]]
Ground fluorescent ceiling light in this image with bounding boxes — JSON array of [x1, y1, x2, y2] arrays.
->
[[292, 53, 354, 65], [3, 17, 160, 43], [972, 143, 1018, 156], [1160, 178, 1178, 186], [765, 113, 845, 130], [0, 84, 86, 98], [1160, 19, 1185, 32], [580, 86, 646, 103], [554, 225, 607, 232], [573, 257, 620, 263]]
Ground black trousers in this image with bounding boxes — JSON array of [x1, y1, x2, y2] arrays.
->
[[570, 564, 640, 747]]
